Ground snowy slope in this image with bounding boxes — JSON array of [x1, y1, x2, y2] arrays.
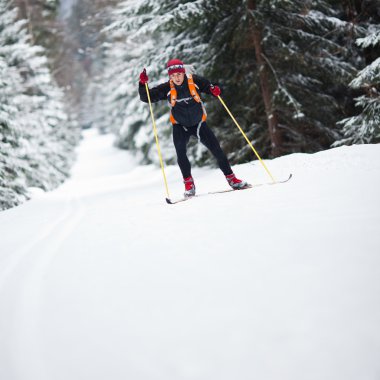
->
[[0, 129, 379, 380]]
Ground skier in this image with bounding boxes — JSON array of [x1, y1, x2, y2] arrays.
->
[[138, 58, 248, 197]]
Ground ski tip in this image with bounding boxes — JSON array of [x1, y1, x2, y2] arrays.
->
[[276, 173, 292, 183], [166, 198, 173, 204]]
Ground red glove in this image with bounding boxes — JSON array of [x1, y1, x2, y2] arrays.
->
[[139, 68, 148, 84], [210, 84, 221, 97]]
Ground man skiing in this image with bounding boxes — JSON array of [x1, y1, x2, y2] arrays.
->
[[138, 58, 248, 197]]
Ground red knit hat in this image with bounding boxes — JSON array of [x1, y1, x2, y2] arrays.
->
[[167, 59, 185, 76]]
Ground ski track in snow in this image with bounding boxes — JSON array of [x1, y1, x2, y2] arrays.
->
[[0, 194, 83, 290], [0, 129, 380, 380], [0, 189, 86, 380]]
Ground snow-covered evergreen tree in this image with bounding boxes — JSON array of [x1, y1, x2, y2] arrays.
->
[[204, 0, 364, 158], [0, 0, 79, 210], [0, 53, 27, 208], [335, 28, 380, 145]]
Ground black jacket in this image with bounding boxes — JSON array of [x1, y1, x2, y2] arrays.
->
[[139, 74, 214, 127]]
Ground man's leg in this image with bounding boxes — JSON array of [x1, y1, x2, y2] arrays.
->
[[198, 122, 233, 175], [173, 125, 191, 178]]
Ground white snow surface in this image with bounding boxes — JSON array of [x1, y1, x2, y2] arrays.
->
[[1, 129, 380, 380]]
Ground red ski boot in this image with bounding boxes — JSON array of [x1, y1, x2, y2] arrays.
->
[[226, 173, 249, 190], [183, 176, 196, 197]]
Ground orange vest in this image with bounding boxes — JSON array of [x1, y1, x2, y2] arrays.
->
[[169, 74, 207, 125]]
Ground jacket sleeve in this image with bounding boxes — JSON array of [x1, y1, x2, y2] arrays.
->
[[193, 74, 218, 95], [138, 82, 170, 103]]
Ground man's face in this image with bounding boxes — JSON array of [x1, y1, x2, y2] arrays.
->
[[170, 72, 185, 86]]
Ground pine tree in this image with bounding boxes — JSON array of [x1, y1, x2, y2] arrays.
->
[[0, 0, 79, 210], [0, 54, 28, 208], [58, 0, 120, 128], [13, 0, 60, 50], [201, 0, 364, 159], [335, 24, 380, 144]]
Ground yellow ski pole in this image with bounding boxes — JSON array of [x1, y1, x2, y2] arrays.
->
[[145, 83, 171, 200], [217, 95, 276, 183]]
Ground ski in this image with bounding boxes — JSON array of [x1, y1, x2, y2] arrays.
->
[[166, 184, 252, 204], [207, 173, 292, 195], [166, 173, 292, 205]]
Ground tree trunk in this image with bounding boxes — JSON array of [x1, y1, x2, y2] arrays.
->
[[247, 0, 282, 157]]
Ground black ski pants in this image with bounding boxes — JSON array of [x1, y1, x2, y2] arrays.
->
[[172, 122, 233, 179]]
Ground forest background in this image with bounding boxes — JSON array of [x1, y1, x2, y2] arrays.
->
[[0, 0, 379, 210]]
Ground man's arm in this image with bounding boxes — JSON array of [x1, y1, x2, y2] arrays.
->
[[138, 82, 170, 103], [194, 74, 221, 97], [193, 74, 213, 95]]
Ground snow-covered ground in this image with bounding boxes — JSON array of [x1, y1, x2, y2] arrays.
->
[[0, 129, 379, 380]]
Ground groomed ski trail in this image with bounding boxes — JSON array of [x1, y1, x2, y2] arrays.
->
[[0, 129, 379, 380]]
